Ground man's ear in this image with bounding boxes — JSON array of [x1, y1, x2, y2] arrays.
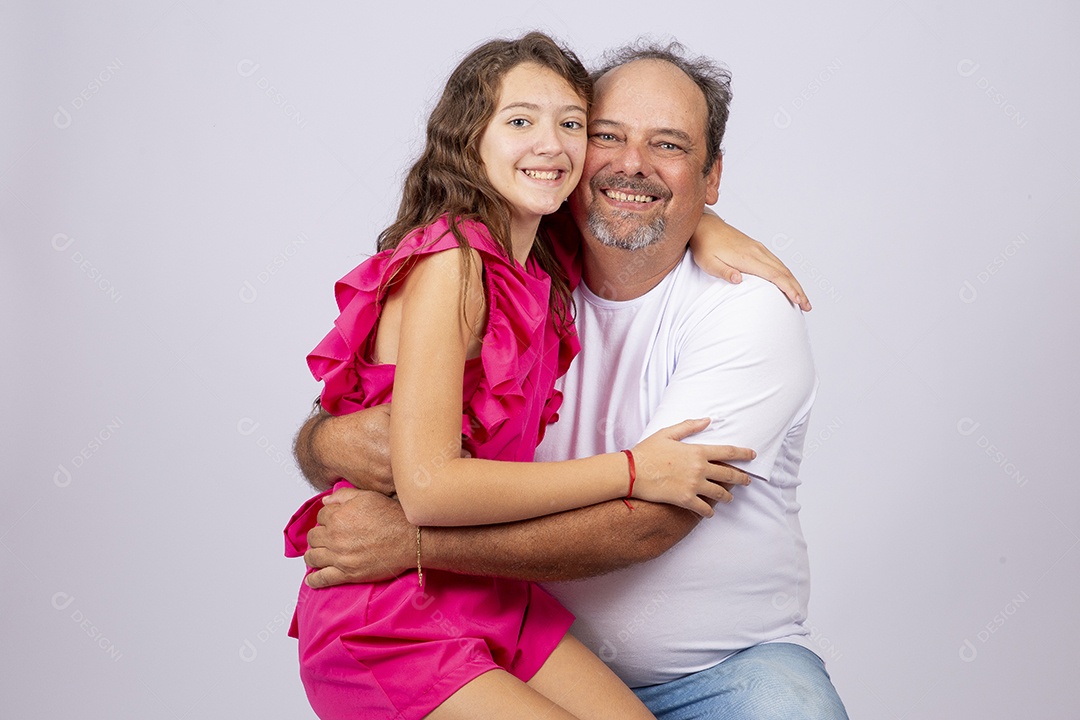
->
[[704, 156, 722, 205]]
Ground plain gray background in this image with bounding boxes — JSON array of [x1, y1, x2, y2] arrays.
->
[[3, 1, 1077, 717]]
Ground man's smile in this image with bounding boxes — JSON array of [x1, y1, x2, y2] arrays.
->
[[602, 188, 658, 204], [589, 172, 669, 210]]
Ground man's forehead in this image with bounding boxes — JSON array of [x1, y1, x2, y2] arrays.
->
[[594, 59, 696, 96], [592, 59, 706, 135]]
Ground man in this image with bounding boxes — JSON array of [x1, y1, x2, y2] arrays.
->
[[295, 41, 847, 719]]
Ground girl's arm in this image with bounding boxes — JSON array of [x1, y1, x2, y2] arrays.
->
[[390, 247, 752, 527], [689, 212, 812, 311]]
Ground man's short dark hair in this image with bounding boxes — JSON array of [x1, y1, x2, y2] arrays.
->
[[592, 40, 733, 175]]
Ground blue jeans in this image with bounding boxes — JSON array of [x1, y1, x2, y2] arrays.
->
[[632, 643, 848, 720]]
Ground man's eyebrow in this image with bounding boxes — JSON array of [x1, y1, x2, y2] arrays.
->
[[498, 101, 587, 114], [589, 119, 623, 131], [654, 128, 694, 145]]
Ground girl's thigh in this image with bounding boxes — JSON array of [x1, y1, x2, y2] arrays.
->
[[427, 668, 578, 720], [526, 634, 654, 720]]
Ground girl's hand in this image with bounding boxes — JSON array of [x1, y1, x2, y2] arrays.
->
[[628, 418, 755, 517], [689, 212, 812, 312]]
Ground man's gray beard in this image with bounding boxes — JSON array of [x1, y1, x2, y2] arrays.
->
[[586, 207, 666, 251]]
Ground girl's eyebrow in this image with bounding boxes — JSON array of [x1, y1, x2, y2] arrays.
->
[[498, 101, 587, 114]]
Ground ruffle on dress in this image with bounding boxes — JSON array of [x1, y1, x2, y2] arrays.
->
[[305, 214, 579, 463]]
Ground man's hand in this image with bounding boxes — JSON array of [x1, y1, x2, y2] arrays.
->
[[303, 486, 413, 588]]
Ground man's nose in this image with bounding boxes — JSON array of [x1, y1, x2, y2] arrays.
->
[[608, 141, 650, 176]]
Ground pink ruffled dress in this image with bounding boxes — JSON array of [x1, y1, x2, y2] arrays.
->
[[284, 216, 580, 719]]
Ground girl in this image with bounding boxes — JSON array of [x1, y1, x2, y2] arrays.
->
[[286, 33, 789, 719]]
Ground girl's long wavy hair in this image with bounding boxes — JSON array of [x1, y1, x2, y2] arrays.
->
[[377, 32, 591, 325]]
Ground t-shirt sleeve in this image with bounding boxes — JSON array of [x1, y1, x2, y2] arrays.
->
[[638, 279, 817, 483]]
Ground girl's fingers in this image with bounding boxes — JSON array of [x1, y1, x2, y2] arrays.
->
[[708, 463, 751, 486], [702, 444, 756, 462], [714, 486, 734, 504], [697, 481, 735, 505], [685, 496, 716, 517], [656, 418, 712, 441]]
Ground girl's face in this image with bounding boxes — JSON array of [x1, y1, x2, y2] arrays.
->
[[478, 63, 587, 231]]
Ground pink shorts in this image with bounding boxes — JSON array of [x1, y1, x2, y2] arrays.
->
[[291, 569, 574, 720]]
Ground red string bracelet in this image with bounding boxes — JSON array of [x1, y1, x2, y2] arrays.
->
[[621, 449, 636, 510]]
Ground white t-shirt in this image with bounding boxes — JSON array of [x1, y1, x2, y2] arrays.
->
[[537, 251, 818, 687]]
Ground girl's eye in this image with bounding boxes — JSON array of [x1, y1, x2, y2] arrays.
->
[[562, 120, 584, 130], [509, 118, 530, 127]]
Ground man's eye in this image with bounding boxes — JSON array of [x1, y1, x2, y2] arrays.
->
[[658, 142, 681, 151], [592, 133, 617, 141]]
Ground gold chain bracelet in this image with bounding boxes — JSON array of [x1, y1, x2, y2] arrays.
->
[[416, 526, 424, 588]]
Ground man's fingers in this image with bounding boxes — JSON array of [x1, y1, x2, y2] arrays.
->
[[305, 567, 348, 589], [304, 546, 333, 570], [323, 486, 361, 505], [315, 503, 340, 527], [305, 524, 326, 549]]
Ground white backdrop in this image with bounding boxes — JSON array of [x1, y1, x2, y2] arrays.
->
[[3, 1, 1077, 718]]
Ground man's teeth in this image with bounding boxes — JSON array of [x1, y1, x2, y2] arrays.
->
[[524, 170, 560, 180], [604, 189, 656, 203]]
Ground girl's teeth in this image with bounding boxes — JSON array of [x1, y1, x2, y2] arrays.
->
[[524, 170, 559, 180]]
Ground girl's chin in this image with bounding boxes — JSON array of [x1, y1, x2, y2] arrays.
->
[[512, 203, 563, 222], [533, 198, 569, 216]]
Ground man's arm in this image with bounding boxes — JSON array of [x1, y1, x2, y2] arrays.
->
[[299, 401, 744, 585], [293, 405, 393, 493], [639, 276, 816, 482], [428, 497, 701, 580], [303, 486, 704, 587]]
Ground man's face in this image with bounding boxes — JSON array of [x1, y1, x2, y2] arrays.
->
[[570, 59, 721, 251]]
